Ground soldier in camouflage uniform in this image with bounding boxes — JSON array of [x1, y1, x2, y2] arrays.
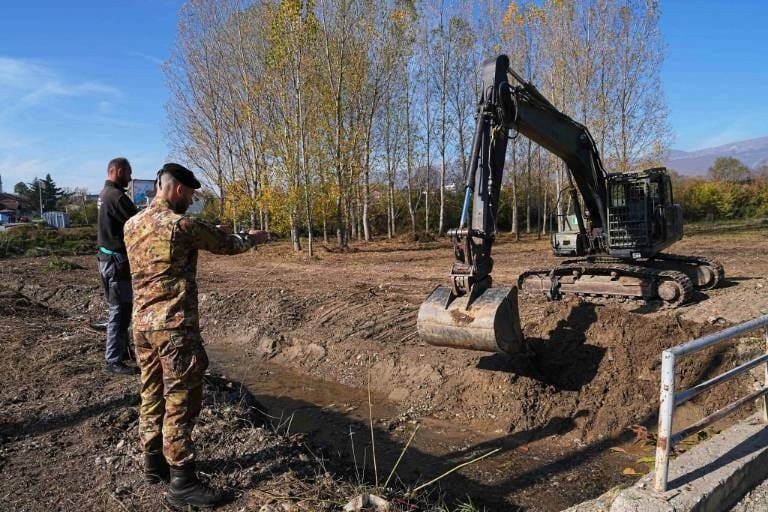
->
[[124, 163, 267, 509]]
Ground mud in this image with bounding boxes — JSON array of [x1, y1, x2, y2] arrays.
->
[[1, 229, 765, 510]]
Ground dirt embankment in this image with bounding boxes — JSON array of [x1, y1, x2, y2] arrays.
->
[[199, 274, 752, 444], [4, 233, 761, 447], [0, 285, 437, 511]]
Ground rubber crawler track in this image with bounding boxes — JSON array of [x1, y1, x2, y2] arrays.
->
[[654, 252, 725, 290], [518, 262, 695, 308]]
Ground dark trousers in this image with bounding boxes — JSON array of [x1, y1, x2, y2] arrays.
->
[[97, 252, 133, 364]]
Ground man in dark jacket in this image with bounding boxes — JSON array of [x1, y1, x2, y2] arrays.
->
[[97, 157, 139, 374]]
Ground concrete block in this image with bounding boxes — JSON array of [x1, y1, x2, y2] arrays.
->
[[564, 414, 768, 512]]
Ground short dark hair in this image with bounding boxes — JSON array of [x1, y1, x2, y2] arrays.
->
[[108, 157, 130, 174]]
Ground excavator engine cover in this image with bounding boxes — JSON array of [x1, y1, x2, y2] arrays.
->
[[417, 285, 525, 354]]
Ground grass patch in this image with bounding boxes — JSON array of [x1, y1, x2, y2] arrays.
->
[[0, 225, 97, 259], [685, 217, 768, 235], [45, 256, 85, 271]]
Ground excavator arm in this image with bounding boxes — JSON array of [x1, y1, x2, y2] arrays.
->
[[449, 55, 610, 299], [417, 54, 610, 354], [504, 72, 609, 234]]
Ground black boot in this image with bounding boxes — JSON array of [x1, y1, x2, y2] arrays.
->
[[144, 452, 170, 484], [166, 464, 229, 509]]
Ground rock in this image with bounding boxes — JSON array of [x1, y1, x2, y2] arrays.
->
[[116, 439, 125, 450], [258, 337, 277, 356], [343, 494, 390, 512], [388, 387, 409, 402], [259, 504, 295, 512], [305, 343, 326, 360]]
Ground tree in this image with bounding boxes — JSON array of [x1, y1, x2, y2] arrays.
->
[[708, 156, 750, 183], [24, 174, 64, 214], [14, 182, 30, 197], [41, 174, 64, 211], [161, 0, 673, 244], [754, 163, 768, 180]]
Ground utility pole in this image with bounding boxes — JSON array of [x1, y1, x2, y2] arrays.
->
[[38, 180, 43, 216]]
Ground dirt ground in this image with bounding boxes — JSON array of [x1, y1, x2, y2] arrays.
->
[[1, 227, 766, 510], [0, 287, 395, 511]]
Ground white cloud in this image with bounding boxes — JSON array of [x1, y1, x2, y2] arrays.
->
[[0, 153, 169, 194], [0, 57, 49, 88], [0, 56, 121, 115], [126, 51, 165, 66], [0, 156, 53, 190], [0, 56, 167, 193]]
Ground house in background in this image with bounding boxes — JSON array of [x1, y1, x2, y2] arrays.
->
[[0, 192, 34, 220], [128, 179, 156, 208]]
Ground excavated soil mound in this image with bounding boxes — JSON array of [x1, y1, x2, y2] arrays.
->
[[199, 278, 752, 443]]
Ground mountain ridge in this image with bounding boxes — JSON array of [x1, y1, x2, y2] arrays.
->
[[664, 135, 768, 176]]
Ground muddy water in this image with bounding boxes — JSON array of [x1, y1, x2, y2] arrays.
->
[[207, 343, 656, 511]]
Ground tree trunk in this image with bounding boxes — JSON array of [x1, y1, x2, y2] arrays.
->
[[526, 140, 532, 234], [290, 212, 301, 252]]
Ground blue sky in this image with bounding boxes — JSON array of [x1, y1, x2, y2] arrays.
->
[[0, 1, 183, 193], [1, 1, 767, 193], [661, 1, 768, 150]]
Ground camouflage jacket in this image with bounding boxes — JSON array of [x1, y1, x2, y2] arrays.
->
[[124, 197, 250, 331]]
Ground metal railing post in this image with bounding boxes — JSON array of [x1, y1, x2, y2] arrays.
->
[[655, 350, 676, 493], [763, 328, 768, 424]]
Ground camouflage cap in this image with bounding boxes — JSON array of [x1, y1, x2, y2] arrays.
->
[[158, 163, 201, 190]]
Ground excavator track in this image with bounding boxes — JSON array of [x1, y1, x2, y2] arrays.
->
[[562, 253, 725, 291], [518, 262, 695, 308], [652, 253, 725, 290]]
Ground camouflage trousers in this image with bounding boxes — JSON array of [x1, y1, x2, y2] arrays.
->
[[134, 328, 209, 467]]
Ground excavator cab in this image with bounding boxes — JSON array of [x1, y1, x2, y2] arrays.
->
[[605, 169, 682, 259]]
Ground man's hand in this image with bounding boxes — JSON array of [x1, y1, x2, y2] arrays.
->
[[246, 229, 269, 245]]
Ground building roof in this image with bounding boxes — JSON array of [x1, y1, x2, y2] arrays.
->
[[0, 193, 31, 211]]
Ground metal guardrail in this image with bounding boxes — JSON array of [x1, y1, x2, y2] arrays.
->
[[654, 315, 768, 492]]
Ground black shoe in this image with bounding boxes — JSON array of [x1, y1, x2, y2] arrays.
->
[[122, 343, 137, 363], [144, 453, 170, 484], [105, 362, 137, 375], [89, 320, 108, 331], [166, 464, 230, 509]]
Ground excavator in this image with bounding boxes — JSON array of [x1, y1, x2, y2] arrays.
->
[[416, 54, 724, 354]]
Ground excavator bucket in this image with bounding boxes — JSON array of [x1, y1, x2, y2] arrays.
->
[[417, 285, 525, 354]]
